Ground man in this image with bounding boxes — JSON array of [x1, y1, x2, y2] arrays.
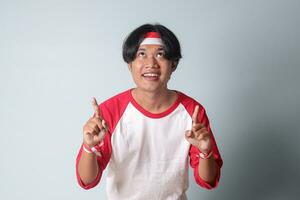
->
[[76, 23, 223, 200]]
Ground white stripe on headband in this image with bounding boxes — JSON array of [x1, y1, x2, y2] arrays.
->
[[140, 38, 164, 46]]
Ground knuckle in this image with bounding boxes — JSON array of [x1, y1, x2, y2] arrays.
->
[[91, 129, 98, 135], [83, 128, 91, 135], [91, 123, 98, 129], [83, 124, 91, 131], [94, 118, 102, 125]]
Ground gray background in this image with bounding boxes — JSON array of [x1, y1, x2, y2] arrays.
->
[[1, 0, 299, 199]]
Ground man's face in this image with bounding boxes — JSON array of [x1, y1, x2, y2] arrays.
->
[[128, 44, 174, 93]]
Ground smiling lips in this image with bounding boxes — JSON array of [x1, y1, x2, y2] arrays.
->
[[142, 72, 160, 81]]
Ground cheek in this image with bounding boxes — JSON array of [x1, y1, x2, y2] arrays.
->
[[129, 63, 141, 74], [163, 67, 173, 78], [130, 68, 142, 82]]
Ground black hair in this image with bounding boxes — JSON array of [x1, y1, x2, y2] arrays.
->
[[122, 23, 182, 65]]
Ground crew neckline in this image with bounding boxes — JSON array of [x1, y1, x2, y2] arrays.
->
[[129, 89, 182, 119]]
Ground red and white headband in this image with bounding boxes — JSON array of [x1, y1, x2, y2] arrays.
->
[[140, 32, 164, 46]]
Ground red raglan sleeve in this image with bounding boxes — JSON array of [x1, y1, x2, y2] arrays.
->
[[189, 104, 223, 189], [75, 90, 131, 190], [75, 103, 113, 190]]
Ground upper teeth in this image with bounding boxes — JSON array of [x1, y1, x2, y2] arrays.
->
[[143, 73, 158, 77]]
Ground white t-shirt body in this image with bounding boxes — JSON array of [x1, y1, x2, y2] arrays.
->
[[76, 89, 223, 200]]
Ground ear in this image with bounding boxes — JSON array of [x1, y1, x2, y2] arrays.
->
[[128, 63, 132, 72], [171, 61, 178, 72]]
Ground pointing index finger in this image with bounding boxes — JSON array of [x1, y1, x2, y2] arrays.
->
[[92, 97, 101, 119], [92, 97, 108, 132], [192, 105, 200, 124]]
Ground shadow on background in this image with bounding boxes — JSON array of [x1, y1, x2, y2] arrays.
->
[[218, 83, 300, 200]]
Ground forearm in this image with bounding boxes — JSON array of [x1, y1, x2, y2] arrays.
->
[[198, 156, 217, 184], [78, 151, 99, 185]]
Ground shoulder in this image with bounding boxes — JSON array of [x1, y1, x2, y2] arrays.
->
[[177, 90, 204, 110], [177, 91, 211, 125], [101, 89, 131, 107], [177, 90, 210, 121], [98, 89, 132, 117], [98, 89, 132, 131]]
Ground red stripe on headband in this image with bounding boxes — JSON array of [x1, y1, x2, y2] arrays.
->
[[144, 32, 161, 38]]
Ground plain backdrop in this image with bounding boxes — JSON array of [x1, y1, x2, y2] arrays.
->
[[1, 0, 299, 199]]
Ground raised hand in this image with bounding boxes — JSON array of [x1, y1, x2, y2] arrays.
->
[[185, 105, 212, 154], [83, 97, 107, 148]]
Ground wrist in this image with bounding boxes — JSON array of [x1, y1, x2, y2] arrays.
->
[[82, 143, 93, 153], [82, 143, 102, 157], [199, 150, 213, 159]]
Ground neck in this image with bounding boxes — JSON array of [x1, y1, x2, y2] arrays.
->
[[132, 88, 176, 113]]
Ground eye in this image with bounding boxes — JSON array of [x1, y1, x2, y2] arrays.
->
[[137, 51, 146, 57], [156, 51, 165, 58]]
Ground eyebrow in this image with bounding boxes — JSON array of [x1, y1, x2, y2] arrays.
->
[[137, 47, 165, 51]]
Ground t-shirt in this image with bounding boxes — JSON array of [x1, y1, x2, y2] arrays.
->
[[76, 89, 223, 200]]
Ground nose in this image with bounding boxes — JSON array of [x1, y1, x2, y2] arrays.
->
[[145, 55, 158, 68]]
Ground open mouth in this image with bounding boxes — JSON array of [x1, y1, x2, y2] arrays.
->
[[142, 73, 160, 81]]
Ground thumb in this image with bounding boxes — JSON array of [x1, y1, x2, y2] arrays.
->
[[185, 130, 192, 138], [185, 131, 199, 147]]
